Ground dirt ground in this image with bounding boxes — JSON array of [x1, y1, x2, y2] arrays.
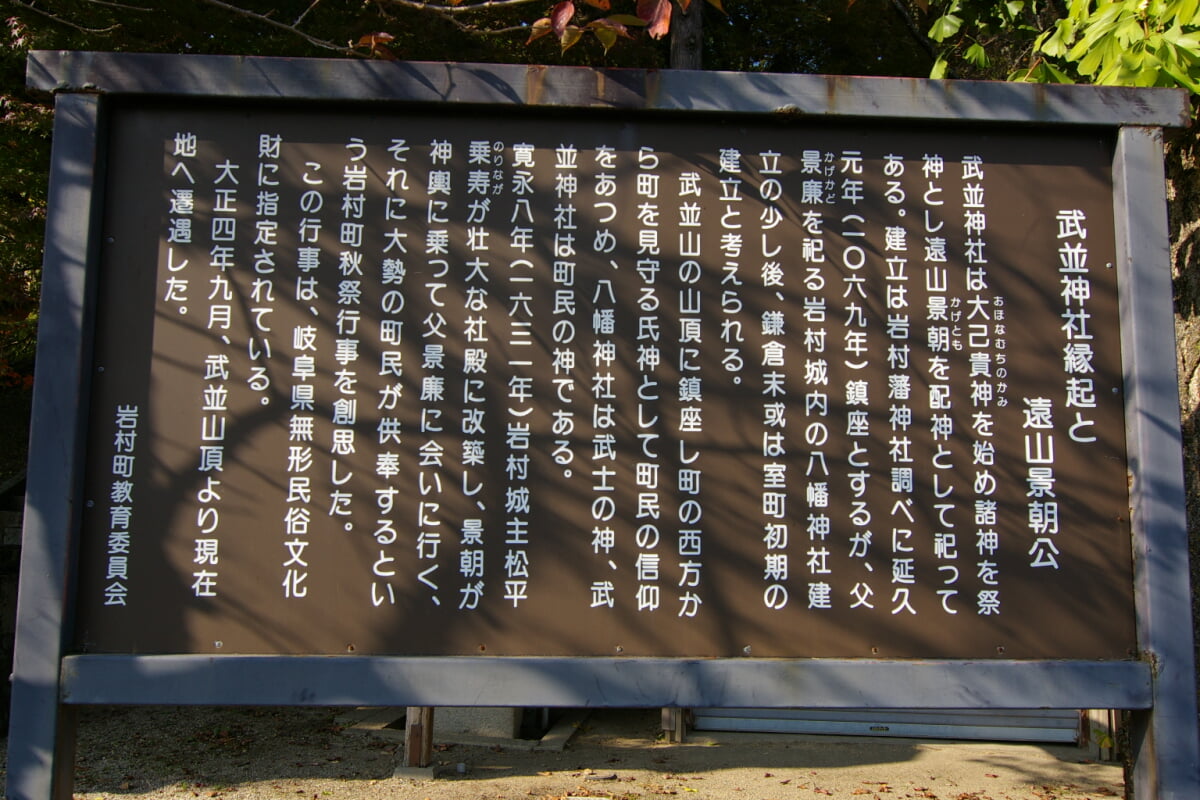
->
[[3, 705, 1125, 800]]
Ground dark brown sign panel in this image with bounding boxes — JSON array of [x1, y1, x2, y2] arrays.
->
[[74, 102, 1134, 659]]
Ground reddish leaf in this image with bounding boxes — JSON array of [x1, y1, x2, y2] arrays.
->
[[583, 0, 612, 9], [355, 32, 397, 60], [356, 32, 395, 47], [551, 1, 576, 38], [677, 0, 691, 11], [705, 0, 724, 10], [637, 0, 671, 39], [527, 17, 553, 43]]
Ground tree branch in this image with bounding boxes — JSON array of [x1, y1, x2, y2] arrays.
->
[[194, 0, 350, 52], [474, 24, 532, 34], [83, 0, 154, 11], [294, 0, 325, 27], [378, 0, 543, 16], [11, 0, 121, 34], [889, 0, 938, 62]]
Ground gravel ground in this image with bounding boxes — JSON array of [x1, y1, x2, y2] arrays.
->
[[3, 706, 1125, 800]]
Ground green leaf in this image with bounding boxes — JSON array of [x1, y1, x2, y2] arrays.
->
[[594, 25, 618, 52], [1160, 58, 1200, 91], [928, 14, 963, 41], [1067, 17, 1123, 62], [560, 25, 583, 52], [1114, 17, 1147, 46], [1040, 62, 1078, 83], [1005, 1, 1025, 18], [1092, 2, 1127, 28], [1181, 0, 1200, 25], [588, 16, 634, 41], [1037, 23, 1073, 58], [1066, 0, 1090, 20], [606, 13, 648, 26], [965, 42, 991, 67], [930, 53, 949, 79], [1076, 40, 1107, 74], [1121, 47, 1148, 72], [1163, 28, 1200, 50]]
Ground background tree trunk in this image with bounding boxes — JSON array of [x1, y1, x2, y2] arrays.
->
[[669, 2, 702, 69], [1164, 124, 1200, 695]]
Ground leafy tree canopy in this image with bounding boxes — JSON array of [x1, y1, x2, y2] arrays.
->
[[4, 0, 937, 70], [928, 0, 1200, 91]]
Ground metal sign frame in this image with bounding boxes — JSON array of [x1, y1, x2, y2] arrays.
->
[[8, 51, 1198, 800]]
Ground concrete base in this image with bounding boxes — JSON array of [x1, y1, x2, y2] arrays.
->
[[433, 706, 521, 740], [338, 706, 587, 765]]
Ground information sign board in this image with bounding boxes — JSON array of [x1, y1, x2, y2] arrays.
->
[[8, 53, 1198, 800], [79, 104, 1135, 659]]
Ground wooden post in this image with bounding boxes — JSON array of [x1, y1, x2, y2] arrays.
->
[[403, 706, 434, 768], [661, 707, 688, 743]]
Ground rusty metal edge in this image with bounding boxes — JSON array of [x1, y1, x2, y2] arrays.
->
[[27, 51, 1191, 128]]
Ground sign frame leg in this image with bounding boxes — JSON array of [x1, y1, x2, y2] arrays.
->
[[4, 92, 103, 800], [1113, 124, 1200, 800], [403, 706, 435, 768]]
